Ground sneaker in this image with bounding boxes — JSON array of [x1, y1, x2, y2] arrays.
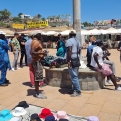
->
[[106, 80, 113, 84], [31, 85, 35, 88], [71, 91, 81, 97], [0, 83, 8, 86], [115, 86, 121, 91], [40, 90, 45, 94], [17, 67, 20, 70], [35, 93, 47, 99], [20, 66, 23, 68], [12, 68, 15, 71]]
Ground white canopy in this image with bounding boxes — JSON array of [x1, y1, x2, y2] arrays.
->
[[46, 31, 58, 36], [106, 27, 118, 34], [60, 30, 76, 36], [30, 30, 43, 35], [100, 29, 109, 34], [0, 31, 6, 35], [88, 29, 102, 35], [81, 29, 90, 35]]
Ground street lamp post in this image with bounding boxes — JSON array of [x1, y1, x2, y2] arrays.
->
[[73, 0, 81, 45]]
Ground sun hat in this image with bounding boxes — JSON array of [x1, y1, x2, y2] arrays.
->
[[10, 117, 20, 121], [16, 101, 29, 109], [39, 108, 53, 119], [55, 111, 69, 120], [45, 115, 56, 121], [12, 107, 27, 117], [88, 116, 99, 121], [31, 113, 42, 121], [0, 109, 13, 121]]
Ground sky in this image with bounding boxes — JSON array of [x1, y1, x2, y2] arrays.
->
[[0, 0, 121, 23]]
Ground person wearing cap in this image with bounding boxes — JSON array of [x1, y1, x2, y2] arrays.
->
[[65, 31, 81, 97], [19, 34, 27, 68], [11, 33, 20, 71], [91, 40, 121, 91]]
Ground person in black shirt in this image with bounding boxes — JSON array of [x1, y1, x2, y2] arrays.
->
[[19, 34, 27, 67]]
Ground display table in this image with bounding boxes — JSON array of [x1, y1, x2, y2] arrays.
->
[[44, 66, 105, 91]]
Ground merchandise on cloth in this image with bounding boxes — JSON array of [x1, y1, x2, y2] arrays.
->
[[31, 113, 42, 121], [88, 116, 99, 121], [12, 107, 27, 117], [59, 119, 69, 121], [0, 109, 13, 121], [55, 111, 69, 120], [16, 101, 29, 108], [10, 117, 20, 121], [45, 56, 67, 68], [45, 115, 56, 121], [39, 108, 53, 119]]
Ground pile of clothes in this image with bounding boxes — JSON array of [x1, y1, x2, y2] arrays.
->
[[44, 56, 67, 68]]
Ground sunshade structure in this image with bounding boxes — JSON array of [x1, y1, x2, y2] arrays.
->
[[0, 31, 6, 35], [0, 29, 14, 36], [81, 29, 91, 35], [45, 31, 59, 36], [60, 30, 76, 36], [100, 29, 109, 34], [30, 30, 43, 35], [106, 27, 118, 34], [88, 29, 102, 35]]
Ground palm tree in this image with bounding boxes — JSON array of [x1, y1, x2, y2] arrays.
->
[[37, 14, 41, 20], [41, 18, 46, 21], [0, 9, 11, 21], [18, 13, 23, 18]]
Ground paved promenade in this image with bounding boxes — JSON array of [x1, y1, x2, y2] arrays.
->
[[0, 49, 121, 121]]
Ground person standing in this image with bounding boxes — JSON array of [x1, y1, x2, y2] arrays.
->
[[31, 34, 47, 99], [25, 34, 35, 88], [66, 31, 81, 97], [117, 38, 121, 62], [11, 33, 20, 71], [19, 34, 27, 68], [0, 34, 11, 86]]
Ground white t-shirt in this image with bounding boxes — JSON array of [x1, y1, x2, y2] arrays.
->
[[65, 38, 81, 59], [91, 46, 104, 68]]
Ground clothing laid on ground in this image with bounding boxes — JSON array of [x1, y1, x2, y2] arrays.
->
[[56, 40, 66, 57], [19, 38, 27, 66], [66, 38, 81, 93], [0, 39, 11, 84], [12, 38, 20, 69], [91, 46, 112, 76]]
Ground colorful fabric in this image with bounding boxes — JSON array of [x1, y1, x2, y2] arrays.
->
[[12, 38, 20, 50], [0, 39, 11, 84], [95, 63, 112, 76]]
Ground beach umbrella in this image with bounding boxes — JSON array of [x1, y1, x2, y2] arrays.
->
[[81, 29, 91, 35], [107, 27, 118, 34], [60, 30, 76, 36], [30, 30, 43, 35], [46, 31, 58, 36], [88, 29, 102, 35]]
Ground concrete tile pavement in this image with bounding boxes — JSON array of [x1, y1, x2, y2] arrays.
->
[[0, 49, 121, 121]]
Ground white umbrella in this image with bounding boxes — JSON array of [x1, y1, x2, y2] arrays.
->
[[30, 30, 43, 35], [60, 30, 76, 36], [81, 29, 91, 35], [46, 31, 58, 36], [107, 27, 118, 34], [100, 29, 109, 34], [88, 29, 102, 35]]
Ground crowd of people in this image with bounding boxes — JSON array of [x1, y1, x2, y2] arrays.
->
[[0, 31, 121, 99]]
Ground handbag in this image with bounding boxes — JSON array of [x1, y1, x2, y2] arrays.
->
[[71, 39, 81, 68]]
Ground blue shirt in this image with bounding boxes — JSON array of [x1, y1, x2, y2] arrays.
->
[[25, 38, 32, 64]]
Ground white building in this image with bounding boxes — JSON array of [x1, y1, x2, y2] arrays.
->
[[20, 14, 33, 19]]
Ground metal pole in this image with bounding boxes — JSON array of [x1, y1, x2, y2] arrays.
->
[[73, 0, 81, 45]]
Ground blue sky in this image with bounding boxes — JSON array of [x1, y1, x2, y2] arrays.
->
[[0, 0, 121, 23]]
